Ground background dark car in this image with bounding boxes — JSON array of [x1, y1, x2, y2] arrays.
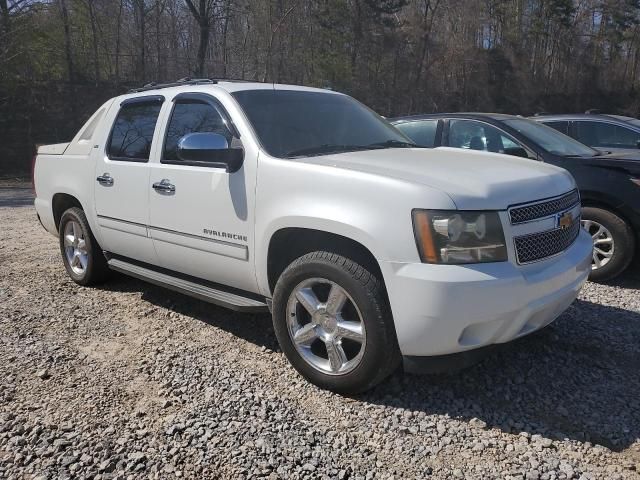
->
[[532, 113, 640, 152], [391, 113, 640, 281]]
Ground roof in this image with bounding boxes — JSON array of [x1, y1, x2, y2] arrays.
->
[[389, 112, 522, 123], [121, 78, 337, 98], [531, 113, 639, 124]]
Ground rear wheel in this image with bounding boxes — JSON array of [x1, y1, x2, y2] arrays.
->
[[59, 207, 110, 285], [272, 251, 400, 394], [581, 207, 635, 282]]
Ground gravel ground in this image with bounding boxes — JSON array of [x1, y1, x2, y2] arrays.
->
[[0, 179, 639, 480]]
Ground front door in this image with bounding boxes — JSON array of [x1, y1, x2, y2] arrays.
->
[[446, 119, 537, 159], [93, 95, 164, 265], [148, 92, 258, 293]]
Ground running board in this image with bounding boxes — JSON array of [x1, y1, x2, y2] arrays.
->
[[107, 258, 268, 313]]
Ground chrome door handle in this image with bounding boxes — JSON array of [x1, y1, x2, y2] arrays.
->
[[152, 179, 175, 194], [96, 173, 114, 186]]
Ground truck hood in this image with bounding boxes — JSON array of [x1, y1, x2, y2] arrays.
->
[[299, 147, 576, 210]]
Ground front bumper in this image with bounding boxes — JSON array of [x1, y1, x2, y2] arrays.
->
[[383, 229, 592, 358]]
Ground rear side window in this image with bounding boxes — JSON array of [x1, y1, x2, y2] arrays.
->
[[163, 100, 233, 161], [395, 120, 438, 147], [575, 121, 640, 149], [543, 121, 569, 136], [108, 99, 163, 161]]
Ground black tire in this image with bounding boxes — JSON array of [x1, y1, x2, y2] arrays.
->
[[272, 251, 400, 394], [582, 207, 635, 282], [58, 207, 110, 286]]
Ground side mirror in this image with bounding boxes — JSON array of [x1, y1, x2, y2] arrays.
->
[[177, 132, 243, 172]]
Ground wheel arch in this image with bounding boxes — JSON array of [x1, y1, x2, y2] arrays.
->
[[52, 193, 84, 232], [266, 227, 387, 297], [580, 196, 638, 240]]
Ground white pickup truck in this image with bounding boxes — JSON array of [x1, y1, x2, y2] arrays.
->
[[34, 79, 593, 393]]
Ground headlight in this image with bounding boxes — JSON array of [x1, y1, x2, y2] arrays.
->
[[412, 210, 507, 264]]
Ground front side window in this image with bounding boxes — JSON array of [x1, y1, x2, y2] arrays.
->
[[394, 120, 438, 147], [575, 121, 640, 149], [108, 101, 162, 161], [163, 100, 233, 161], [232, 89, 414, 158], [448, 119, 531, 158], [503, 118, 598, 157]]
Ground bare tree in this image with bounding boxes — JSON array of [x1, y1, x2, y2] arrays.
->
[[184, 0, 217, 76], [57, 0, 74, 82]]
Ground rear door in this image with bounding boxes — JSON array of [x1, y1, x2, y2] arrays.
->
[[93, 95, 164, 265], [393, 119, 441, 147], [147, 91, 259, 293]]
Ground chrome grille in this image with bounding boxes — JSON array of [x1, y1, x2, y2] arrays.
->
[[514, 219, 580, 264], [509, 189, 580, 224]]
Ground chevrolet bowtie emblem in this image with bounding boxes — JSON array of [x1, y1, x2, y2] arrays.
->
[[558, 211, 573, 230]]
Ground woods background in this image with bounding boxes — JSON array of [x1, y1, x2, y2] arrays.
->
[[1, 0, 640, 173]]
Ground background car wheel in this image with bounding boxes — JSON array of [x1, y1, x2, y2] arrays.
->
[[272, 251, 400, 394], [59, 207, 110, 286], [581, 207, 635, 282]]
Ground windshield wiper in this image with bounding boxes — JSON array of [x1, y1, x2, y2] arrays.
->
[[283, 144, 373, 158], [283, 139, 416, 158], [365, 139, 417, 149]]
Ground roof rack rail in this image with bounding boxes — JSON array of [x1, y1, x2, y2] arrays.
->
[[127, 77, 254, 93]]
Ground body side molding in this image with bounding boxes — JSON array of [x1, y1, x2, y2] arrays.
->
[[107, 257, 268, 312]]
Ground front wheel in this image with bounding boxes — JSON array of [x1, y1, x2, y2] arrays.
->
[[581, 207, 635, 282], [272, 251, 400, 394]]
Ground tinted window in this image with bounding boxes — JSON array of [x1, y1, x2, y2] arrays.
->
[[448, 119, 531, 158], [503, 118, 597, 157], [543, 121, 569, 135], [163, 101, 233, 161], [575, 121, 640, 149], [395, 120, 438, 147], [108, 102, 162, 161], [232, 90, 413, 158]]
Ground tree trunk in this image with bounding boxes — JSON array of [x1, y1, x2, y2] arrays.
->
[[156, 0, 165, 81], [115, 0, 123, 86], [185, 0, 211, 78], [58, 0, 74, 83], [0, 0, 10, 36], [221, 0, 231, 77], [350, 0, 362, 84], [87, 0, 100, 84], [140, 4, 146, 82], [197, 17, 209, 76]]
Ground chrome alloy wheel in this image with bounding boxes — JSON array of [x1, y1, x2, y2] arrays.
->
[[63, 220, 89, 276], [286, 278, 366, 375], [581, 219, 614, 270]]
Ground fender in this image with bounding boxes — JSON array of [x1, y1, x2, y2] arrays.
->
[[257, 216, 385, 297]]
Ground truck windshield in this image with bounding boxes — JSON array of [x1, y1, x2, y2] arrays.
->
[[503, 118, 599, 157], [232, 89, 414, 158]]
